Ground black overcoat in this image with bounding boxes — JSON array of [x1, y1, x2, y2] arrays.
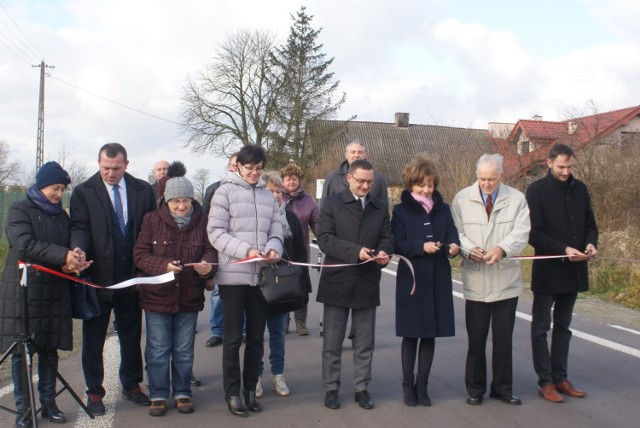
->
[[0, 197, 73, 352], [316, 190, 394, 309], [391, 190, 459, 338], [69, 172, 155, 291], [526, 172, 598, 294]]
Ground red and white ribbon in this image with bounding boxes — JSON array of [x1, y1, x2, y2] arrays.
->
[[18, 261, 174, 289]]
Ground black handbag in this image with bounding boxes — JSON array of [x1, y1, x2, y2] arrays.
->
[[258, 261, 308, 313], [70, 279, 101, 320]]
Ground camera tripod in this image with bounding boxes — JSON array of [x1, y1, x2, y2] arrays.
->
[[0, 264, 94, 427]]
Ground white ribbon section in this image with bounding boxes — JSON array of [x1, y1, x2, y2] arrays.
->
[[18, 263, 27, 286], [108, 272, 175, 289]]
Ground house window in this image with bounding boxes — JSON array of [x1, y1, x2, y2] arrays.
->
[[620, 131, 639, 148]]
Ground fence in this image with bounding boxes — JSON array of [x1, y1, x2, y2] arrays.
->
[[0, 190, 71, 242]]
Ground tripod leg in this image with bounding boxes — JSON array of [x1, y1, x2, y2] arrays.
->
[[19, 342, 39, 428], [29, 341, 96, 419]]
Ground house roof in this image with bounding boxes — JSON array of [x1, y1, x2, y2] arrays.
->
[[305, 119, 492, 186], [511, 105, 640, 143]]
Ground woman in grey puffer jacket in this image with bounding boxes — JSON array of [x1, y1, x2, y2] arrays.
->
[[207, 145, 283, 417]]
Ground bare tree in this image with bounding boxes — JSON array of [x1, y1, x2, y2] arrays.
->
[[0, 140, 23, 187], [181, 29, 279, 157], [191, 168, 210, 204], [53, 142, 90, 189]]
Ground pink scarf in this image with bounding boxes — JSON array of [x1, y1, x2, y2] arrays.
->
[[411, 193, 434, 213]]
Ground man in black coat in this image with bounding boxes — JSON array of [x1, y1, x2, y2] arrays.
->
[[316, 160, 394, 411], [70, 143, 156, 416], [526, 143, 598, 403]]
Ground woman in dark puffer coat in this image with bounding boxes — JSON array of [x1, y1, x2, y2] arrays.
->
[[0, 161, 90, 426]]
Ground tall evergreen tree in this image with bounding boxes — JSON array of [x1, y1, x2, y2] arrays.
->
[[269, 6, 349, 169]]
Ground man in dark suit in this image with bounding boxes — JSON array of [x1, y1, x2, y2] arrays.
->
[[70, 143, 156, 416], [150, 160, 169, 202], [316, 159, 394, 411], [527, 143, 598, 403]]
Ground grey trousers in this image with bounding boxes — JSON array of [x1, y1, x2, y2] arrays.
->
[[322, 304, 376, 392]]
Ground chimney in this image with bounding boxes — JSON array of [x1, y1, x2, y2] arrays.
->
[[395, 112, 410, 128], [567, 121, 578, 134], [532, 114, 543, 121]]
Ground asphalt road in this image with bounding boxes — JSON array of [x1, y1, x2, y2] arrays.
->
[[1, 247, 639, 428]]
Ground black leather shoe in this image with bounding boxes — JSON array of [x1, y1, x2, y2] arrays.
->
[[42, 402, 66, 424], [226, 395, 248, 416], [86, 394, 106, 416], [324, 390, 340, 409], [190, 373, 202, 386], [354, 390, 374, 409], [122, 386, 151, 406], [206, 336, 222, 347], [15, 412, 32, 428], [466, 394, 483, 405], [243, 390, 262, 412], [489, 392, 522, 405]]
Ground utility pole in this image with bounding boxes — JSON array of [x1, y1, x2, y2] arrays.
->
[[32, 60, 55, 170]]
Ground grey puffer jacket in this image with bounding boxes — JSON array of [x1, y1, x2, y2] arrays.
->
[[207, 171, 283, 286]]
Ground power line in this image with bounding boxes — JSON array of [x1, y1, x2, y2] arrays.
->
[[0, 26, 36, 65], [49, 75, 182, 126], [0, 1, 45, 60]]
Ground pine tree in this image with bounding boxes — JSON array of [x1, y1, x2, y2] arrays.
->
[[269, 6, 349, 169]]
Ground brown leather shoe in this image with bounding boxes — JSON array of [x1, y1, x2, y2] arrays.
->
[[555, 380, 586, 398], [539, 384, 564, 403]]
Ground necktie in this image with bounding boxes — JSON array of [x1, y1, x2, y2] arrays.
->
[[486, 194, 493, 218], [358, 197, 365, 209], [113, 184, 126, 234]]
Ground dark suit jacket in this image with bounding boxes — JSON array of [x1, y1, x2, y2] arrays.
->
[[316, 189, 394, 309], [70, 172, 156, 288]]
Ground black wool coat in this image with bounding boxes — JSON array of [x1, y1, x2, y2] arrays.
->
[[391, 190, 459, 338], [526, 172, 599, 294], [70, 172, 156, 291], [0, 197, 73, 353], [316, 189, 394, 309]]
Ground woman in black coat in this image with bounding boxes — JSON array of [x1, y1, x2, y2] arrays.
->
[[391, 155, 460, 407], [0, 162, 90, 426]]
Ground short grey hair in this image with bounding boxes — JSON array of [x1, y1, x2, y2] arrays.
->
[[345, 140, 366, 153], [476, 153, 504, 175], [261, 170, 283, 188]]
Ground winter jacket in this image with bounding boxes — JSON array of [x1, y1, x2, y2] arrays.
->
[[321, 160, 388, 206], [0, 197, 73, 353], [527, 172, 598, 294], [316, 189, 394, 309], [282, 185, 319, 257], [207, 171, 283, 286], [134, 201, 217, 313], [451, 182, 530, 303], [392, 190, 459, 338]]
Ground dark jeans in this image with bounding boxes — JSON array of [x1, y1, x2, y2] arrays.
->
[[218, 285, 268, 396], [531, 292, 577, 386], [82, 289, 143, 397], [465, 297, 518, 396], [11, 349, 58, 410]]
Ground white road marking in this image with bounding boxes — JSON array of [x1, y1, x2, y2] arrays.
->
[[611, 325, 640, 335], [74, 334, 120, 428], [383, 268, 640, 359]]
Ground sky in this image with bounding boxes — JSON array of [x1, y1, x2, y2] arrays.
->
[[1, 0, 639, 184]]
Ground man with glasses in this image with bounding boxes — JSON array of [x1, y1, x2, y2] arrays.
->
[[316, 159, 394, 411]]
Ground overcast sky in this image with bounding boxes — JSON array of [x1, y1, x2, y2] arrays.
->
[[1, 0, 639, 183]]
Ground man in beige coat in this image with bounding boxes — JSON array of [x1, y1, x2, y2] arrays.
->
[[451, 153, 530, 407]]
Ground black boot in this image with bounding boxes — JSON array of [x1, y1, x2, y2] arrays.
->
[[415, 375, 431, 406], [42, 401, 66, 423], [225, 395, 248, 417], [402, 375, 418, 407], [243, 390, 262, 413]]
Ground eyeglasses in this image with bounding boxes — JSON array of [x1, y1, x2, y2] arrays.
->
[[167, 198, 192, 206], [241, 164, 264, 173], [350, 176, 374, 186]]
